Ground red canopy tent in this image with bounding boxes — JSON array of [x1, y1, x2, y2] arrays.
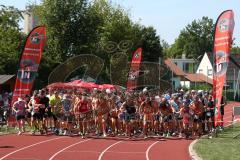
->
[[47, 80, 115, 91], [67, 80, 82, 85], [98, 84, 115, 90], [46, 82, 73, 90]]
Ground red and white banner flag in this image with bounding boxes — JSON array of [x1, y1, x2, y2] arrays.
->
[[127, 48, 142, 90], [11, 26, 46, 105], [213, 10, 234, 126]]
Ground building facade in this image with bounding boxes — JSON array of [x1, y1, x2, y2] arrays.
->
[[23, 8, 39, 34], [196, 52, 213, 79], [171, 54, 196, 73]]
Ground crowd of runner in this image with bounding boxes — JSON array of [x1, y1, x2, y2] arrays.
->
[[11, 88, 224, 139], [0, 92, 11, 124]]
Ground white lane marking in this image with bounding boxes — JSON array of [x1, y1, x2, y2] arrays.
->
[[119, 141, 153, 145], [0, 137, 64, 160], [146, 141, 159, 160], [63, 150, 145, 154], [8, 158, 39, 160], [98, 141, 122, 160], [49, 139, 91, 160]]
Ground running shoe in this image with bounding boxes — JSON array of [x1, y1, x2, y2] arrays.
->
[[103, 134, 107, 138], [179, 133, 182, 138], [166, 133, 170, 138]]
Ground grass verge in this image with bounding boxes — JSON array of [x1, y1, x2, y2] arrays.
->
[[194, 123, 240, 160], [0, 124, 32, 135]]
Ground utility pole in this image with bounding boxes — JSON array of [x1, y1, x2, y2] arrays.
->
[[159, 57, 161, 93], [206, 66, 208, 85], [233, 68, 236, 101], [172, 70, 174, 92]]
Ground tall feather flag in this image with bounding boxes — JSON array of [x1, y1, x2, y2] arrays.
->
[[11, 26, 46, 105], [213, 10, 234, 127], [127, 48, 142, 90]]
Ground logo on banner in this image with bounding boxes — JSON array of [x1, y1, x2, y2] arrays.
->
[[128, 70, 140, 80], [30, 32, 44, 44], [17, 59, 38, 83], [215, 51, 228, 76], [218, 18, 234, 32], [135, 53, 140, 58]]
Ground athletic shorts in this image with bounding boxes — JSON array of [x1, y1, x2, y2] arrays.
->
[[135, 113, 140, 120], [125, 113, 136, 122], [154, 114, 160, 121], [52, 113, 58, 121], [46, 110, 53, 118], [32, 112, 41, 120], [43, 112, 49, 118], [26, 112, 31, 119], [193, 115, 203, 123], [118, 112, 125, 122], [174, 113, 183, 120], [63, 113, 73, 123], [16, 115, 25, 121], [162, 115, 172, 122], [204, 111, 214, 120]]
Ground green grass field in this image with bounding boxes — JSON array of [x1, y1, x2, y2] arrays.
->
[[194, 124, 240, 160], [0, 124, 32, 135], [0, 125, 18, 135]]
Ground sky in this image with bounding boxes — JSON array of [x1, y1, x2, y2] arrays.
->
[[1, 0, 240, 46]]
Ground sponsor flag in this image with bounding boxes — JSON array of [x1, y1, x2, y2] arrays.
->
[[213, 10, 234, 127], [11, 26, 46, 105], [127, 48, 142, 90]]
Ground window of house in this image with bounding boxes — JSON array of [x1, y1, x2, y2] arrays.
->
[[184, 63, 189, 72]]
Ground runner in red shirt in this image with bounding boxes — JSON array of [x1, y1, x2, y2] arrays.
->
[[190, 95, 204, 137], [180, 101, 191, 138], [75, 93, 91, 138]]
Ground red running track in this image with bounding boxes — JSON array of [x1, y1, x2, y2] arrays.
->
[[223, 102, 240, 126], [0, 102, 239, 160], [0, 135, 192, 160]]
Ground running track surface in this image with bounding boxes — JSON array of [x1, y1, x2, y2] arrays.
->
[[0, 102, 239, 160]]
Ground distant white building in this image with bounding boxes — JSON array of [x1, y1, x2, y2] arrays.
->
[[164, 53, 213, 90], [196, 52, 213, 79], [23, 10, 39, 34], [171, 54, 196, 73]]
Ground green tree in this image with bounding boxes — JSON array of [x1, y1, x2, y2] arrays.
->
[[140, 26, 163, 62], [34, 0, 102, 61], [0, 5, 25, 74], [168, 16, 214, 59], [31, 0, 104, 86], [231, 46, 240, 54], [32, 0, 163, 85], [161, 39, 170, 57], [92, 1, 163, 84]]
